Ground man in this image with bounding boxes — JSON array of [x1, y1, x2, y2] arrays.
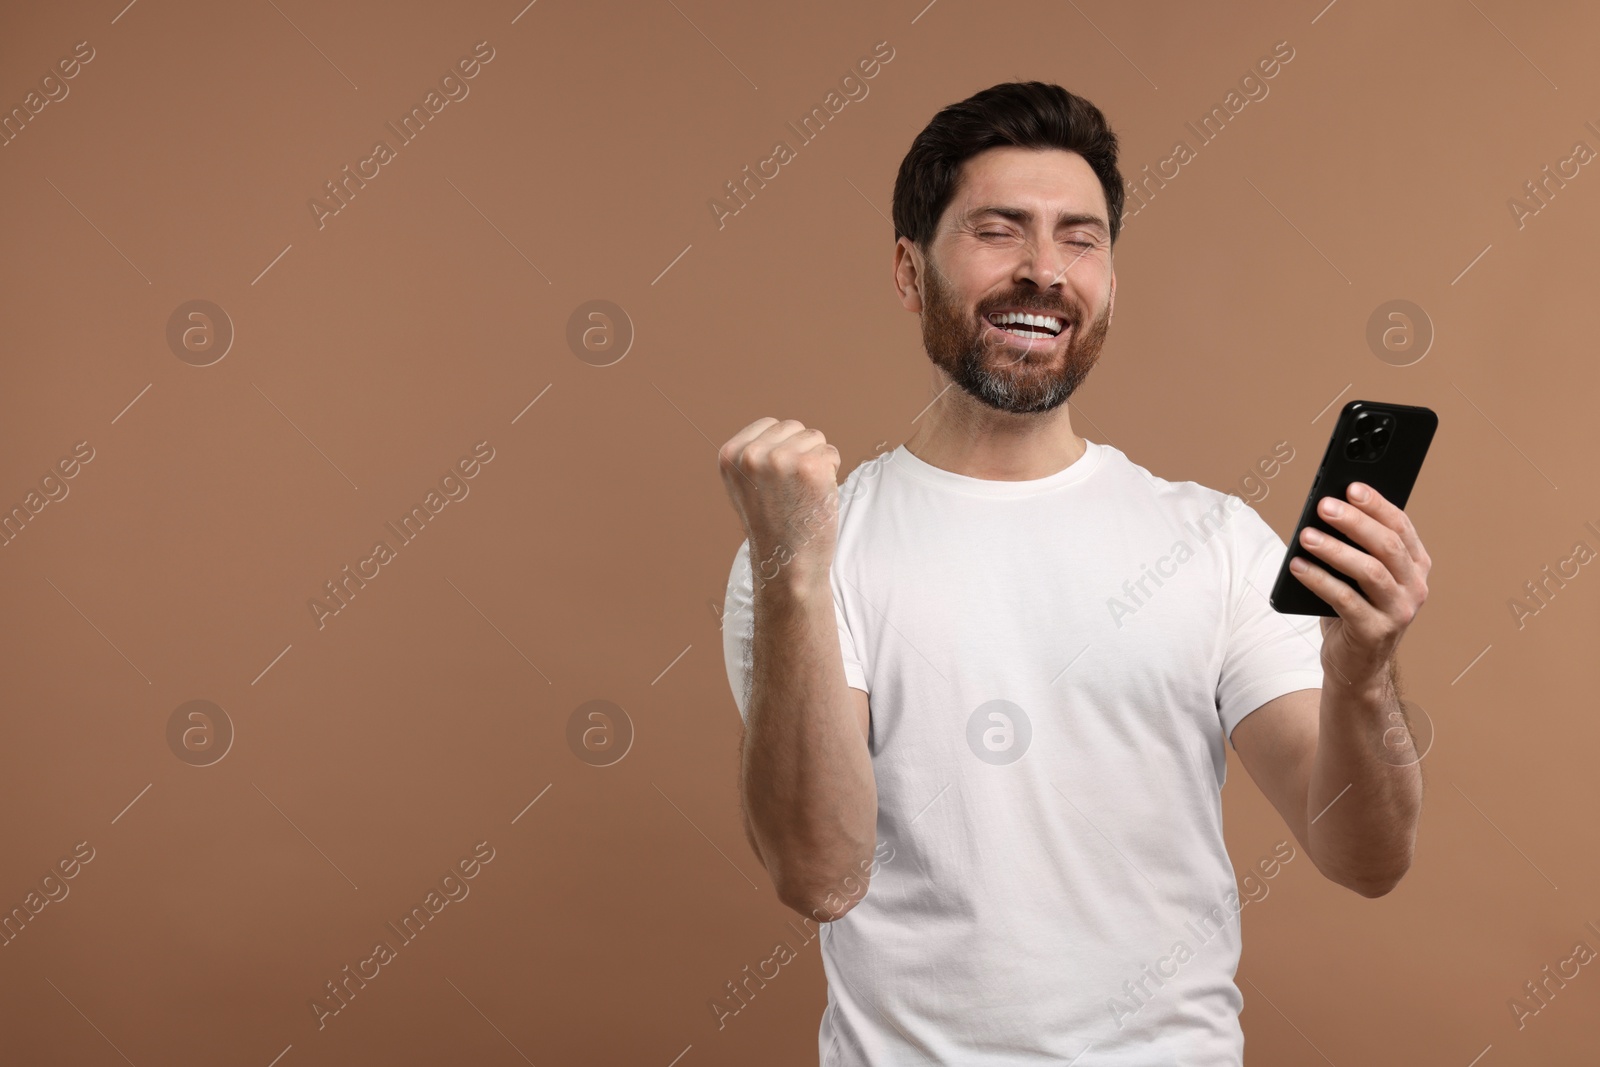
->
[[716, 81, 1427, 1066]]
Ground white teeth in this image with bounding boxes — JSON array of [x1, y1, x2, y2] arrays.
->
[[990, 311, 1064, 335]]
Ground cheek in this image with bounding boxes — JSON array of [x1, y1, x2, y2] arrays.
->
[[1081, 255, 1113, 289]]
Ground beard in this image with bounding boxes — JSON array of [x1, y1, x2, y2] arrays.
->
[[919, 257, 1111, 415]]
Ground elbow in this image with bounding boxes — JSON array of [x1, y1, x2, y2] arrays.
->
[[1349, 870, 1406, 898], [778, 882, 868, 923], [774, 868, 874, 924], [1338, 858, 1412, 898], [1309, 832, 1416, 899], [1308, 851, 1409, 898]]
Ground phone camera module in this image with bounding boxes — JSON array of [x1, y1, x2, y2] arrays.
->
[[1344, 411, 1396, 463]]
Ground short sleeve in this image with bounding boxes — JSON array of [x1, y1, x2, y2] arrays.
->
[[721, 539, 869, 722], [1216, 501, 1326, 744]]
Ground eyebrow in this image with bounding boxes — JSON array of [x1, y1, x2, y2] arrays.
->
[[964, 205, 1109, 236]]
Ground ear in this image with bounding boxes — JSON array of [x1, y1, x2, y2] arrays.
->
[[894, 238, 925, 314], [1107, 262, 1116, 324]]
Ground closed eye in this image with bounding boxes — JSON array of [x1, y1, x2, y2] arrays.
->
[[980, 231, 1097, 248]]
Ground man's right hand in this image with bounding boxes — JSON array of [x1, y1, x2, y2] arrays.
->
[[717, 418, 842, 590]]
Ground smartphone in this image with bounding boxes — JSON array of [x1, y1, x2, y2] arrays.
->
[[1269, 400, 1439, 616]]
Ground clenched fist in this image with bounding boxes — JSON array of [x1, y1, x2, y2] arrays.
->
[[718, 418, 843, 591]]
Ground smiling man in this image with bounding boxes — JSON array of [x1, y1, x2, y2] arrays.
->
[[717, 82, 1427, 1066]]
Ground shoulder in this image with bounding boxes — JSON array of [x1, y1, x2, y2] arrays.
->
[[1115, 447, 1279, 548], [836, 446, 897, 517], [1114, 446, 1232, 509]]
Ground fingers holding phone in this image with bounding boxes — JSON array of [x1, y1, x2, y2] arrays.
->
[[1291, 482, 1428, 617], [1270, 401, 1438, 619]]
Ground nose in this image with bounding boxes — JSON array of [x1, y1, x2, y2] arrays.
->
[[1017, 228, 1089, 292]]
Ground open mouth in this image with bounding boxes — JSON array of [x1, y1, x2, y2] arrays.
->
[[984, 309, 1069, 342]]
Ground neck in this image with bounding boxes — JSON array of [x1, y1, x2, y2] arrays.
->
[[902, 382, 1086, 481]]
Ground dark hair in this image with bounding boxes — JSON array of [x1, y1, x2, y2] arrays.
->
[[892, 81, 1124, 251]]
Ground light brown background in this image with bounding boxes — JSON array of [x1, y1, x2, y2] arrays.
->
[[2, 0, 1597, 1064]]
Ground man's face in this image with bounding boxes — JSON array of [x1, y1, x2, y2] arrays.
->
[[907, 146, 1116, 415]]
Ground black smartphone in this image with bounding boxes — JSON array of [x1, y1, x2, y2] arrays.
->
[[1269, 400, 1439, 616]]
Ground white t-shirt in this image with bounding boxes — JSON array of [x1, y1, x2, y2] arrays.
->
[[721, 439, 1325, 1066]]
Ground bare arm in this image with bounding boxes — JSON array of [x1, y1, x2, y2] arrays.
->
[[742, 576, 876, 920], [1307, 669, 1423, 894], [1236, 478, 1433, 897], [718, 417, 877, 922], [1234, 678, 1423, 897]]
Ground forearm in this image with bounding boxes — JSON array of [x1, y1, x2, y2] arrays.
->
[[742, 573, 877, 916], [1305, 666, 1423, 896]]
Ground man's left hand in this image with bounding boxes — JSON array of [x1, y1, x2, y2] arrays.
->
[[1288, 481, 1431, 691]]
